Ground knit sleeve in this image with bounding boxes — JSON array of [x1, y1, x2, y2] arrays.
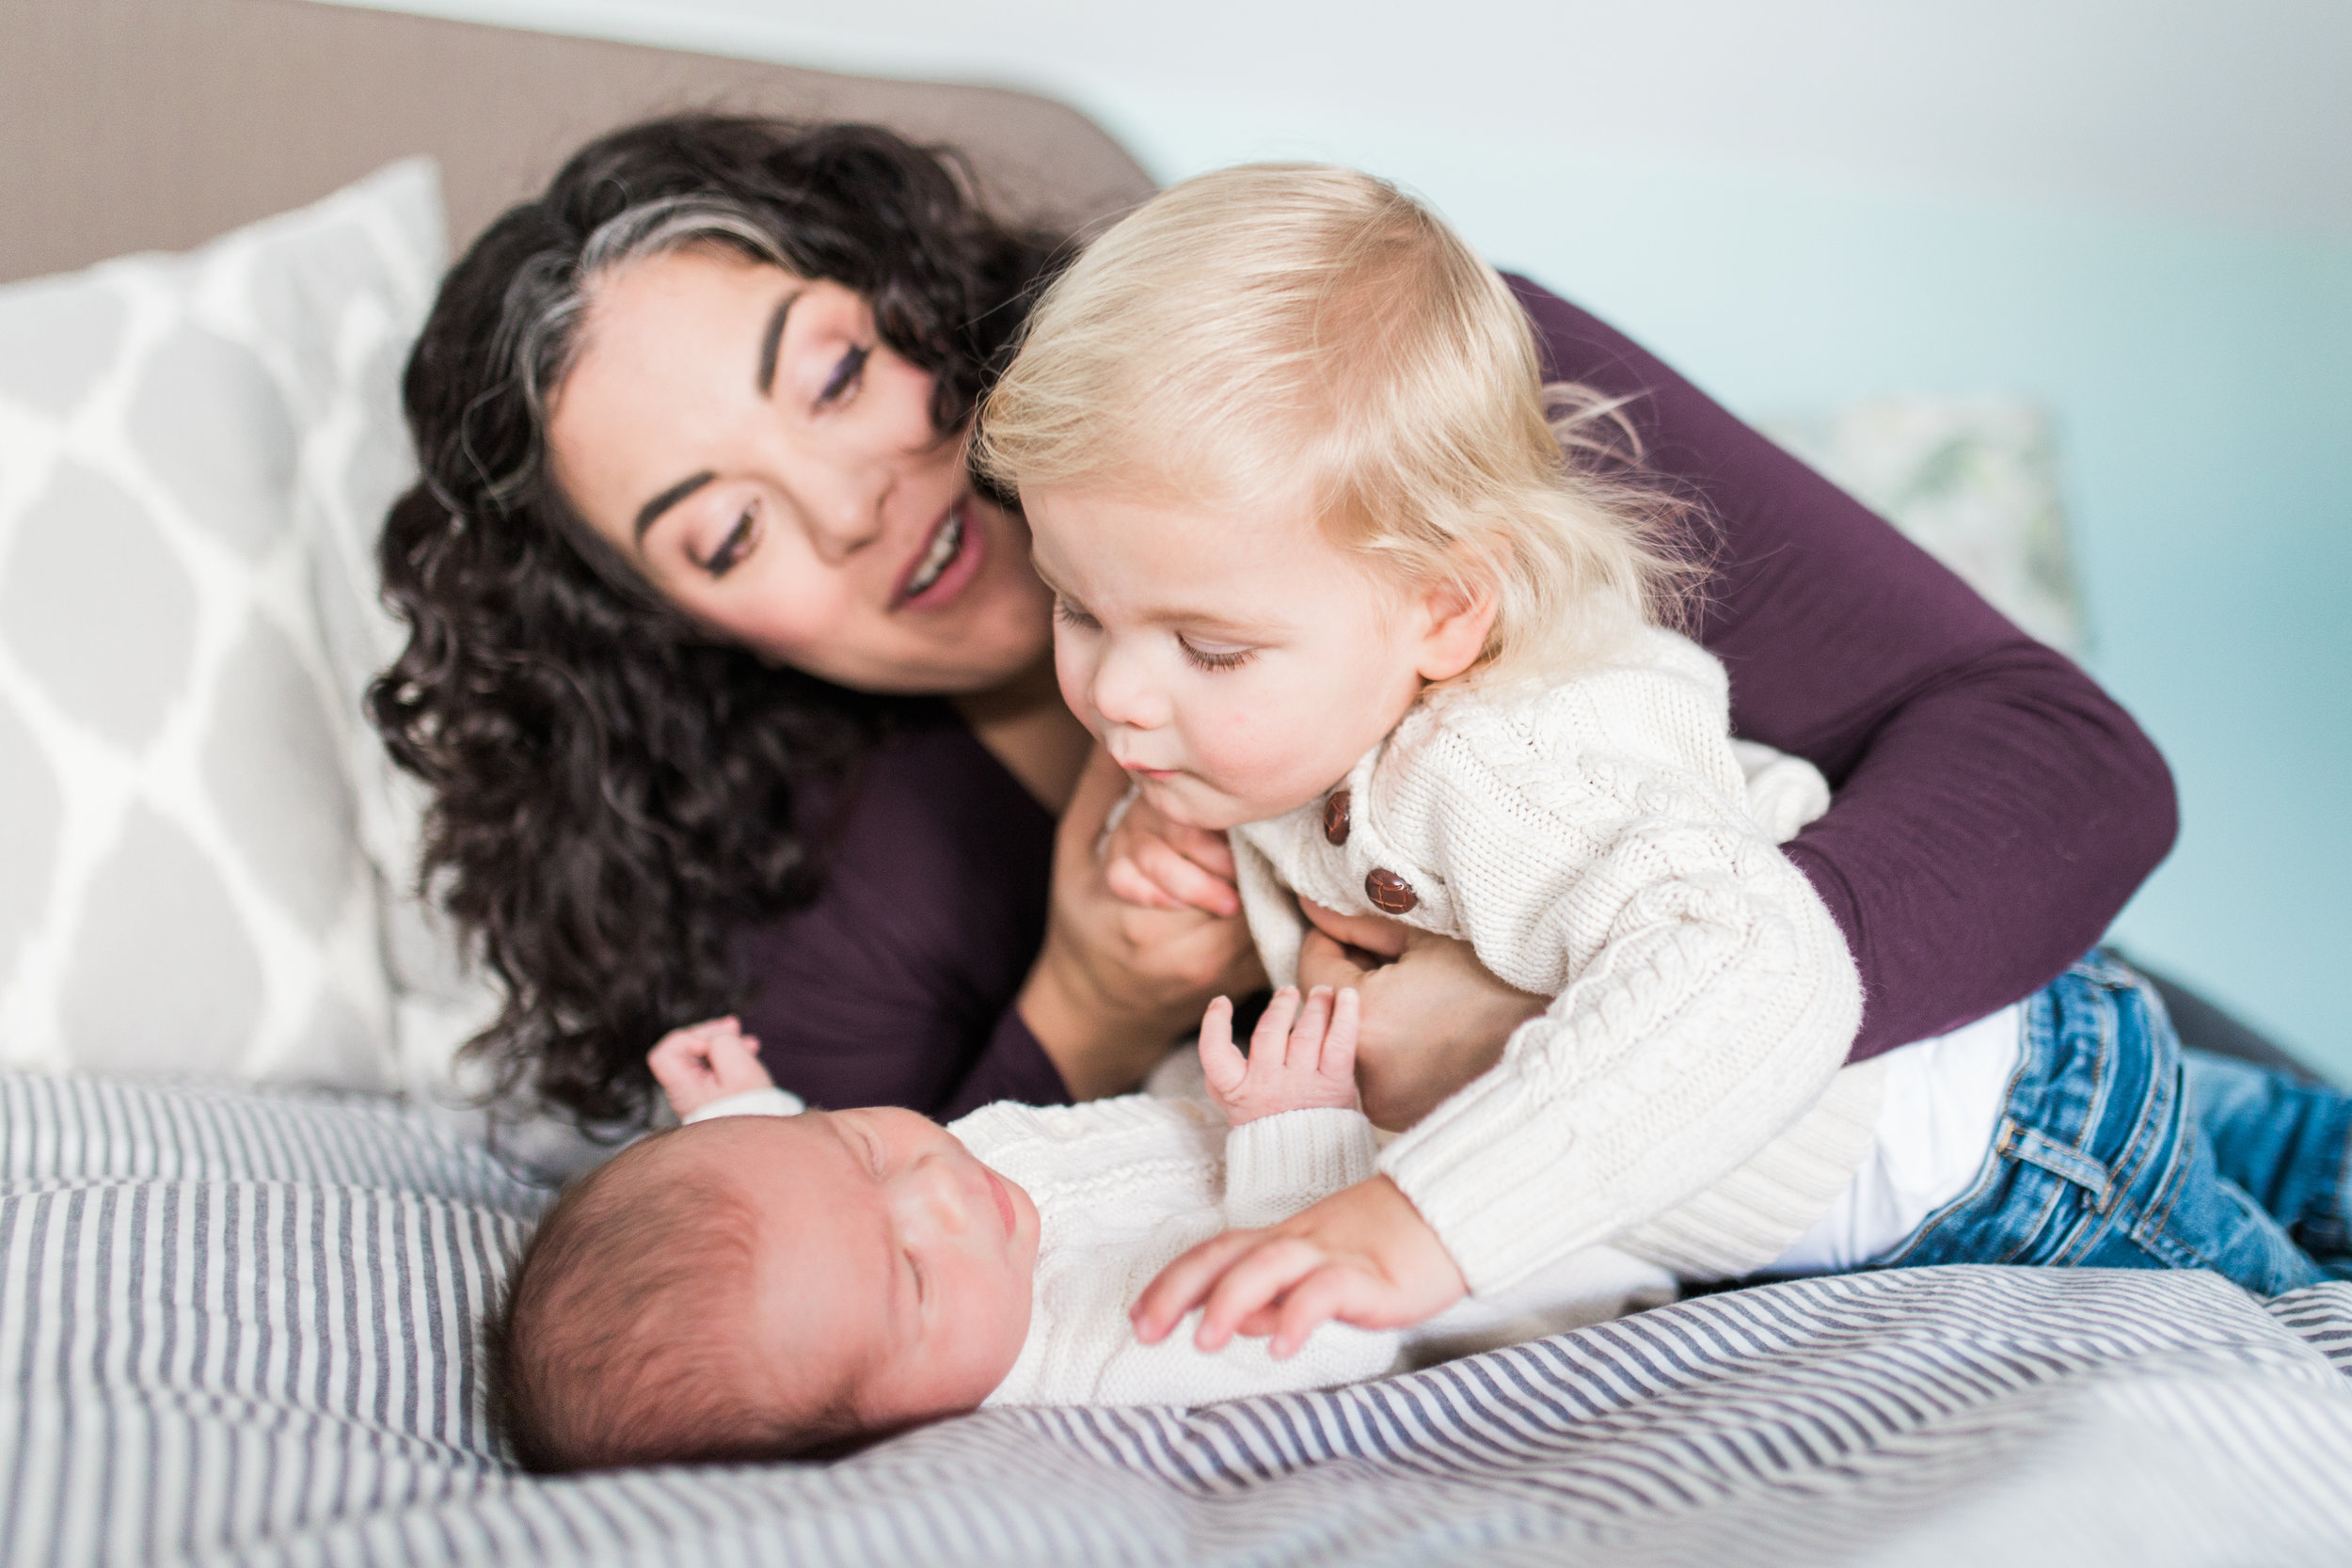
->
[[1223, 1109, 1382, 1230], [1372, 637, 1863, 1294]]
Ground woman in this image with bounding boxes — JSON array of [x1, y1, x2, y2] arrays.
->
[[373, 115, 2178, 1131]]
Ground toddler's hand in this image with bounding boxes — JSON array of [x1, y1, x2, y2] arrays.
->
[[1100, 786, 1242, 917], [1131, 1175, 1468, 1358], [647, 1016, 773, 1119], [1199, 985, 1360, 1127]]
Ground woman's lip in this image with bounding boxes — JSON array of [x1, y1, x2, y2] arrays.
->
[[983, 1168, 1017, 1240], [892, 501, 985, 611]]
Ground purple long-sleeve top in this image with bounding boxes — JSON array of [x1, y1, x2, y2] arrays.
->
[[737, 277, 2178, 1118]]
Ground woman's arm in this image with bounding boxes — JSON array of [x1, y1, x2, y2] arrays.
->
[[734, 713, 1258, 1117], [1508, 276, 2177, 1056]]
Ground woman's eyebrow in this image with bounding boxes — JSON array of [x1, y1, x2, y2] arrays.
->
[[634, 471, 716, 542], [755, 289, 804, 396]]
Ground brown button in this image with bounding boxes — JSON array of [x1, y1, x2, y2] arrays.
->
[[1322, 789, 1351, 846], [1365, 868, 1417, 914]]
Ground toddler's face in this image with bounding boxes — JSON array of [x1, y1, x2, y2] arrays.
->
[[1026, 485, 1479, 831], [685, 1107, 1041, 1434]]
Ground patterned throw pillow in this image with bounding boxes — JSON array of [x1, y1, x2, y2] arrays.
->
[[0, 162, 445, 1088]]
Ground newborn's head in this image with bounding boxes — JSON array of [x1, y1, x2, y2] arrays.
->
[[489, 1107, 1040, 1470]]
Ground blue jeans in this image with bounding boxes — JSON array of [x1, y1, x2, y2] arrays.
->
[[1870, 952, 2352, 1294]]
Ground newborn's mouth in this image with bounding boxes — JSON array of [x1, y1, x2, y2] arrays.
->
[[983, 1168, 1017, 1241]]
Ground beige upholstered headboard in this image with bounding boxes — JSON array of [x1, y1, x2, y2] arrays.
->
[[0, 0, 1156, 286]]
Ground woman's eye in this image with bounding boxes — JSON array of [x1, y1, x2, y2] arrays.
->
[[818, 344, 871, 406], [699, 506, 757, 578], [1179, 637, 1254, 672]]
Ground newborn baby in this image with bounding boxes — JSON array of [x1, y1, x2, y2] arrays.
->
[[489, 989, 1670, 1471]]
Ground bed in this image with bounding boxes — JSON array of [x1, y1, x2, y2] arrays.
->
[[8, 1073, 2352, 1565], [5, 4, 2351, 1563]]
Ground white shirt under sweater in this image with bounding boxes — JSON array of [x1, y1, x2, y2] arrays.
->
[[685, 1088, 1675, 1406], [1231, 624, 1882, 1291]]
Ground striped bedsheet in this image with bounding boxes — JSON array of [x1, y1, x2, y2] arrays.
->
[[5, 1074, 2351, 1567]]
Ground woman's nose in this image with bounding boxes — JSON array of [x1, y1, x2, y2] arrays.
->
[[791, 461, 892, 564]]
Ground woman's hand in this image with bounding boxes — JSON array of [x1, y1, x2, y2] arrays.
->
[[1295, 899, 1548, 1132], [1019, 747, 1266, 1101], [1131, 1176, 1469, 1358]]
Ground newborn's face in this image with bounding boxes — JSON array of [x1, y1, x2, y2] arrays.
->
[[689, 1109, 1041, 1434]]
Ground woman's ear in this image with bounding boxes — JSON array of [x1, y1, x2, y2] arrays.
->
[[1413, 578, 1499, 683]]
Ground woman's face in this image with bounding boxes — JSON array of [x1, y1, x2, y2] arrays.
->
[[546, 246, 1054, 694]]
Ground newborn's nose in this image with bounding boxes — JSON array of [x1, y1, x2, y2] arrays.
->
[[902, 1153, 976, 1235]]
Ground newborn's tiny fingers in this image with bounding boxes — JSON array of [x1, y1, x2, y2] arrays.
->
[[1198, 997, 1246, 1101], [1319, 988, 1361, 1082], [1250, 988, 1300, 1064], [1287, 986, 1334, 1069]]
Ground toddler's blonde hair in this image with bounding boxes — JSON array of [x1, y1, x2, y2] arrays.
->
[[976, 164, 1693, 677]]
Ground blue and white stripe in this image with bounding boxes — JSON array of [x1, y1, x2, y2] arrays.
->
[[5, 1074, 2350, 1566]]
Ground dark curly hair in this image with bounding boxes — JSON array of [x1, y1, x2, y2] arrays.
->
[[370, 117, 1065, 1127]]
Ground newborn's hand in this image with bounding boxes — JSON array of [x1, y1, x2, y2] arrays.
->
[[1131, 1176, 1468, 1359], [647, 1016, 773, 1118], [1100, 786, 1242, 916], [1199, 985, 1360, 1126]]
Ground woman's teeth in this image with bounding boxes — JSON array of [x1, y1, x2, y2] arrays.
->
[[905, 511, 964, 598]]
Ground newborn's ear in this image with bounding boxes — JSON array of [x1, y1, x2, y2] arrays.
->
[[1412, 578, 1498, 682]]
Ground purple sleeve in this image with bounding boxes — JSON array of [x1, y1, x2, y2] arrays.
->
[[1506, 276, 2178, 1056], [732, 708, 1073, 1116]]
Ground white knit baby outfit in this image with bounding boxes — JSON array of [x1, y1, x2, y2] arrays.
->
[[684, 1088, 1671, 1406], [1231, 623, 1883, 1292]]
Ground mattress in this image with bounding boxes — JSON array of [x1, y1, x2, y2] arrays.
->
[[6, 1073, 2351, 1566]]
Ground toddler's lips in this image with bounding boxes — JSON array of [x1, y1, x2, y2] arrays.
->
[[984, 1168, 1017, 1240]]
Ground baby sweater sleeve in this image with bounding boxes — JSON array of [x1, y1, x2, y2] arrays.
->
[[681, 1086, 805, 1122], [1223, 1109, 1383, 1230], [1358, 632, 1864, 1293]]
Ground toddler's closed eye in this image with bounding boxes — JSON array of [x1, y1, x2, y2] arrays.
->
[[1177, 635, 1253, 672]]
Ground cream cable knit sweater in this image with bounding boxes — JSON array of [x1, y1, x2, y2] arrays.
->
[[1232, 624, 1881, 1291]]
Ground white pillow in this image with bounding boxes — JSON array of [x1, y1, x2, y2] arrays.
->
[[1767, 397, 2089, 656], [0, 161, 445, 1090]]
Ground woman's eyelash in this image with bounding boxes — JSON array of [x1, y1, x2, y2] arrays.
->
[[1180, 638, 1254, 672], [702, 506, 756, 578], [818, 344, 871, 405]]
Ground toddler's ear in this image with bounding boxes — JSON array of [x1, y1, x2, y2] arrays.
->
[[1412, 578, 1498, 683]]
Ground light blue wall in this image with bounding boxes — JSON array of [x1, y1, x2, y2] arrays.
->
[[331, 1, 2352, 1077]]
